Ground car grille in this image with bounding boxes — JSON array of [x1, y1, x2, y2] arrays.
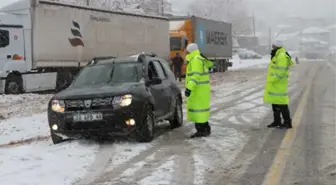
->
[[65, 98, 113, 111]]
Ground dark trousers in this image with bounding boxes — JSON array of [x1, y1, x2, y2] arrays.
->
[[272, 104, 291, 123], [174, 67, 182, 82]]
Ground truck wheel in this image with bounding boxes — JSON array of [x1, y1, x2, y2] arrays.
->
[[169, 97, 183, 129], [136, 105, 155, 142], [51, 132, 65, 145], [5, 74, 23, 94], [56, 70, 73, 92]]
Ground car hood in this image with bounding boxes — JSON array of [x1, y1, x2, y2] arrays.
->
[[54, 83, 140, 100]]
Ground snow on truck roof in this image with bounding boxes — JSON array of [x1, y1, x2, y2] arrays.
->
[[169, 20, 185, 30], [0, 0, 168, 20], [0, 13, 22, 26]]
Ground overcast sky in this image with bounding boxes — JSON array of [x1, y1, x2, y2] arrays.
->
[[1, 0, 335, 19], [0, 0, 17, 8]]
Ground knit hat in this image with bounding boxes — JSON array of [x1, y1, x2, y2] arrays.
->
[[272, 40, 283, 47], [186, 43, 199, 53]]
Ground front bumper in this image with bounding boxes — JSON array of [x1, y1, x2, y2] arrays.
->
[[48, 106, 145, 138]]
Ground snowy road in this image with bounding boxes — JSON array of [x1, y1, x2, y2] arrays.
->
[[0, 59, 331, 185]]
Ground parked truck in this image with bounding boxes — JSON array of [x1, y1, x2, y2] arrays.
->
[[0, 0, 169, 94], [169, 16, 233, 76]]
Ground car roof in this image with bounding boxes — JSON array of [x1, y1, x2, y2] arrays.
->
[[89, 53, 163, 66]]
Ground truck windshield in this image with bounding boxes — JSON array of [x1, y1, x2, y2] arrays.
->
[[72, 62, 142, 87], [170, 37, 182, 51]]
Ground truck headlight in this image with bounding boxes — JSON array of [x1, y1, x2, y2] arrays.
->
[[113, 94, 132, 107], [51, 100, 65, 113]]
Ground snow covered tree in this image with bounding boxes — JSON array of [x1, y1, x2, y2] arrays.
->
[[187, 0, 252, 35]]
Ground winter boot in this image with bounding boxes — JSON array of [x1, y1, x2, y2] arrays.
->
[[190, 124, 207, 138], [204, 122, 211, 136], [279, 119, 292, 129], [268, 105, 281, 128], [267, 122, 281, 128]]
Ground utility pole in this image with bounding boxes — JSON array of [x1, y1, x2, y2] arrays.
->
[[268, 27, 272, 50], [252, 12, 256, 37], [161, 0, 164, 16], [86, 0, 89, 6]]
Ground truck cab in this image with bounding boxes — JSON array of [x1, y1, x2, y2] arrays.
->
[[169, 19, 194, 76], [0, 13, 27, 94]]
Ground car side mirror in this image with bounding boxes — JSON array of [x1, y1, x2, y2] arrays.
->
[[146, 77, 162, 86]]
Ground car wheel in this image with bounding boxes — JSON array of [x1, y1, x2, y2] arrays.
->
[[170, 97, 183, 129], [136, 105, 155, 142], [51, 132, 65, 145]]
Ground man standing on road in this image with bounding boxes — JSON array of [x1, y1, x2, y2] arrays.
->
[[184, 43, 213, 138], [172, 52, 184, 82], [264, 40, 293, 129]]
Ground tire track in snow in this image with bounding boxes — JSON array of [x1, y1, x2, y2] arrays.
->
[[212, 62, 318, 185], [83, 79, 271, 185]]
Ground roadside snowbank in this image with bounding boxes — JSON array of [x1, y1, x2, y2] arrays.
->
[[228, 54, 269, 70], [0, 140, 99, 185], [0, 113, 48, 146]]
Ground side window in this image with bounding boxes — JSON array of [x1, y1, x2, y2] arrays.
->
[[153, 61, 166, 79], [0, 29, 10, 48], [148, 62, 159, 80], [184, 37, 188, 49], [158, 59, 174, 79]]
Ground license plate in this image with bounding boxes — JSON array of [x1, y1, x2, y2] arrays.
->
[[73, 113, 103, 122]]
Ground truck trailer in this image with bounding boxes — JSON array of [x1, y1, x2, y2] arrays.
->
[[169, 16, 233, 75], [0, 0, 169, 94]]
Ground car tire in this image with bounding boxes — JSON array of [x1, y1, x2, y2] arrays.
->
[[169, 97, 183, 129], [51, 132, 64, 145], [136, 105, 155, 142]]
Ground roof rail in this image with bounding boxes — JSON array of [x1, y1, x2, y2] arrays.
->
[[87, 56, 116, 66], [139, 52, 157, 57], [92, 56, 116, 60]]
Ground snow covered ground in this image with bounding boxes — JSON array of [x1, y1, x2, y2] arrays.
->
[[230, 54, 270, 70], [0, 58, 285, 185]]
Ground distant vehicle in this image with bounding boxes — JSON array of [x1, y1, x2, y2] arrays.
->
[[237, 48, 262, 59], [169, 16, 233, 74], [48, 53, 183, 144], [0, 0, 169, 94]]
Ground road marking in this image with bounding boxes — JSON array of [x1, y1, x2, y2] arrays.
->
[[262, 67, 317, 185]]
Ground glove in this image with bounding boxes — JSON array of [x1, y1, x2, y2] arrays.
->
[[185, 88, 191, 97]]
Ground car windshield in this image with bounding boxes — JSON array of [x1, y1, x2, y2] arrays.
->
[[72, 62, 142, 87]]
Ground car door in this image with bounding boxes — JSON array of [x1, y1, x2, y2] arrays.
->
[[146, 61, 165, 118], [152, 60, 172, 116]]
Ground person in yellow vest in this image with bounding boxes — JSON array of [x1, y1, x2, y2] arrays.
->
[[264, 40, 293, 129], [185, 43, 214, 138]]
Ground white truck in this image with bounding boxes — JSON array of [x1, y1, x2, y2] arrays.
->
[[0, 0, 169, 94]]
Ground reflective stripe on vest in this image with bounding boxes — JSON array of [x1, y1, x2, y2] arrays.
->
[[187, 72, 209, 76], [271, 66, 289, 70], [188, 108, 210, 112], [189, 79, 210, 85], [270, 73, 288, 79], [268, 92, 288, 96]]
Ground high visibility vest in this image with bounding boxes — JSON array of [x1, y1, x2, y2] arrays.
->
[[185, 50, 212, 123], [264, 47, 291, 105]]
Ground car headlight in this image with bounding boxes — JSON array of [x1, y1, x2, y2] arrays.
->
[[51, 100, 65, 113], [113, 94, 132, 107]]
